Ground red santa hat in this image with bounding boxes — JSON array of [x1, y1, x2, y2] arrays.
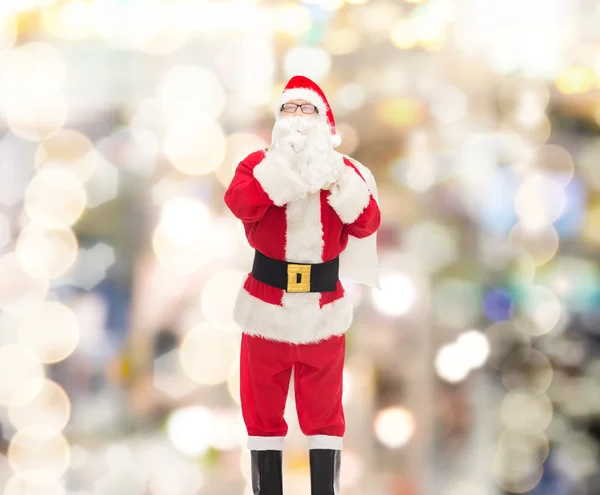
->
[[276, 75, 342, 148]]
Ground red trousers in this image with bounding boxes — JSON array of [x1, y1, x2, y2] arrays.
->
[[240, 332, 346, 451]]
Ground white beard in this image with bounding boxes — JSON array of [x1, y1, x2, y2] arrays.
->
[[268, 116, 343, 194]]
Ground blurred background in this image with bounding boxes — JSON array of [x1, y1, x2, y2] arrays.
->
[[0, 0, 600, 494]]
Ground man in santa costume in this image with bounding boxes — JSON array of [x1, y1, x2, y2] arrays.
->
[[224, 75, 381, 494]]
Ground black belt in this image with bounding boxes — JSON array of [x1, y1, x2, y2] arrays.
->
[[252, 250, 339, 293]]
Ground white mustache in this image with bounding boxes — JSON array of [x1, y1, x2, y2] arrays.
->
[[269, 116, 341, 193], [272, 116, 331, 152]]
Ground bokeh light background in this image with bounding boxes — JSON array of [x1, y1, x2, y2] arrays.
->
[[0, 0, 600, 494]]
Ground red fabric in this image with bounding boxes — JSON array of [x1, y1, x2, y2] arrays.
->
[[343, 159, 382, 239], [242, 273, 283, 306], [223, 150, 273, 224], [345, 195, 380, 239], [224, 151, 381, 310], [240, 332, 346, 438]]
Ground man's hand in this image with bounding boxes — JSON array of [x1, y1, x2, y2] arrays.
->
[[309, 167, 338, 194], [325, 181, 339, 193], [318, 156, 346, 192], [326, 159, 373, 225]]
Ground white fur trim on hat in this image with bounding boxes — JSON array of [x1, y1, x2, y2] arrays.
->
[[331, 133, 342, 148], [277, 88, 328, 117]]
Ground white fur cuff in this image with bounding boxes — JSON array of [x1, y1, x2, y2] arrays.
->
[[248, 436, 285, 451], [327, 166, 371, 224], [253, 154, 308, 206], [308, 435, 343, 450]]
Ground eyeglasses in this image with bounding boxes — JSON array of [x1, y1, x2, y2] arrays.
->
[[280, 103, 319, 114]]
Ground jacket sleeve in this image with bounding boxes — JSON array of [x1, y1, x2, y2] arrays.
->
[[327, 160, 381, 239], [224, 151, 274, 223]]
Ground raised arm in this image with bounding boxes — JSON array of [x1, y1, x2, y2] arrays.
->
[[224, 149, 309, 223], [224, 150, 274, 223], [327, 158, 381, 239]]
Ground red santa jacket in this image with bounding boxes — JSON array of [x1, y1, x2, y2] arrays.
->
[[224, 148, 380, 344]]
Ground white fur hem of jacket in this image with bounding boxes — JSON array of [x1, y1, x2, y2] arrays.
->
[[233, 288, 353, 344]]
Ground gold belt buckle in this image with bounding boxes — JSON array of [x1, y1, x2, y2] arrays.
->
[[287, 264, 311, 293]]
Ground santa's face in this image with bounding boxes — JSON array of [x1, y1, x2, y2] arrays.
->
[[271, 101, 332, 156], [269, 99, 342, 193]]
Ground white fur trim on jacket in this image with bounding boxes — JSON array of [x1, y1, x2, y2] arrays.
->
[[233, 288, 353, 344], [253, 152, 308, 207], [327, 163, 371, 224], [285, 193, 323, 263]]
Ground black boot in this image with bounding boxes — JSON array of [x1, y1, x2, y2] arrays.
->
[[309, 449, 341, 495], [251, 450, 284, 495]]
